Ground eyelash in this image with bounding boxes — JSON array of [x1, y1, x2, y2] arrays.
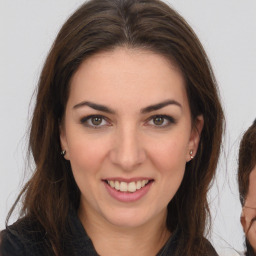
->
[[80, 114, 176, 129], [145, 115, 176, 128], [80, 115, 111, 128]]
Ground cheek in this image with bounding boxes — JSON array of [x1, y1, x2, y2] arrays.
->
[[148, 137, 187, 206], [148, 135, 188, 173], [67, 134, 109, 174]]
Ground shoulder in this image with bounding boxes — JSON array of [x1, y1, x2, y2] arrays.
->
[[0, 217, 52, 256], [159, 228, 219, 256], [0, 227, 25, 256]]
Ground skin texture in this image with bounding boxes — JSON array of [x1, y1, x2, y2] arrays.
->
[[60, 47, 203, 256], [241, 166, 256, 252]]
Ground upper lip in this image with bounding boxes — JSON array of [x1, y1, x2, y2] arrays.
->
[[102, 177, 154, 182]]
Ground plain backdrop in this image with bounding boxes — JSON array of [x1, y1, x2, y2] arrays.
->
[[0, 1, 256, 255]]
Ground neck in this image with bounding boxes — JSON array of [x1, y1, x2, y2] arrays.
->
[[78, 206, 171, 256]]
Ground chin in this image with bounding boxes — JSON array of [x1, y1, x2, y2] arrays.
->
[[103, 207, 162, 229]]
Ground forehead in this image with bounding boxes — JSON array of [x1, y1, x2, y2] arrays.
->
[[68, 47, 188, 110]]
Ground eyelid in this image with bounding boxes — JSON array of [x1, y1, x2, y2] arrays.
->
[[80, 115, 111, 128], [145, 114, 176, 127], [80, 114, 175, 128]]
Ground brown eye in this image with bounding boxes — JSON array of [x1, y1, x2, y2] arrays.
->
[[153, 116, 164, 125], [91, 117, 103, 126], [80, 115, 110, 129], [146, 115, 175, 128]]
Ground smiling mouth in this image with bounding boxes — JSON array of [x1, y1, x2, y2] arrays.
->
[[104, 179, 153, 193]]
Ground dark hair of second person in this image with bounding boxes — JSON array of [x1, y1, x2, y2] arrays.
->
[[239, 119, 256, 255]]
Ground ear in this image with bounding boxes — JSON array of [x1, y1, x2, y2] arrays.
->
[[59, 122, 70, 160], [240, 208, 246, 232], [186, 115, 204, 162]]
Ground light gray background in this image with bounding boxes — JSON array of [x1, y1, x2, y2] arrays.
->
[[0, 1, 256, 255]]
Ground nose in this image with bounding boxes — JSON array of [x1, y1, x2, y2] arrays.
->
[[109, 125, 146, 171]]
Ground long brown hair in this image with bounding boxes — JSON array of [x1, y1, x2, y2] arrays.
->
[[7, 0, 224, 255]]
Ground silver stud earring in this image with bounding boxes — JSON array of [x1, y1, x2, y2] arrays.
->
[[189, 150, 194, 160], [61, 150, 66, 156]]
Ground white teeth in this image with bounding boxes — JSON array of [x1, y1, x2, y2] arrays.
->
[[109, 180, 115, 188], [114, 180, 120, 190], [128, 182, 136, 192], [120, 182, 128, 192], [107, 180, 149, 193], [136, 181, 142, 190]]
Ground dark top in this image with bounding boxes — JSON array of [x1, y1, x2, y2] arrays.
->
[[0, 210, 218, 256]]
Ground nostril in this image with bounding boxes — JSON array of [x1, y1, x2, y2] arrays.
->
[[109, 150, 146, 171]]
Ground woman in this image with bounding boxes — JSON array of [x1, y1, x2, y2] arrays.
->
[[0, 0, 224, 255], [239, 119, 256, 255]]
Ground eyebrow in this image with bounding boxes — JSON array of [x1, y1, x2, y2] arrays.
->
[[73, 99, 182, 114], [141, 100, 182, 113], [73, 101, 115, 114]]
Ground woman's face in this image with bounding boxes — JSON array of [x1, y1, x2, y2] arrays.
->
[[60, 47, 203, 229], [241, 166, 256, 251]]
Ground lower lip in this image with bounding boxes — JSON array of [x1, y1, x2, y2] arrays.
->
[[103, 181, 153, 202]]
